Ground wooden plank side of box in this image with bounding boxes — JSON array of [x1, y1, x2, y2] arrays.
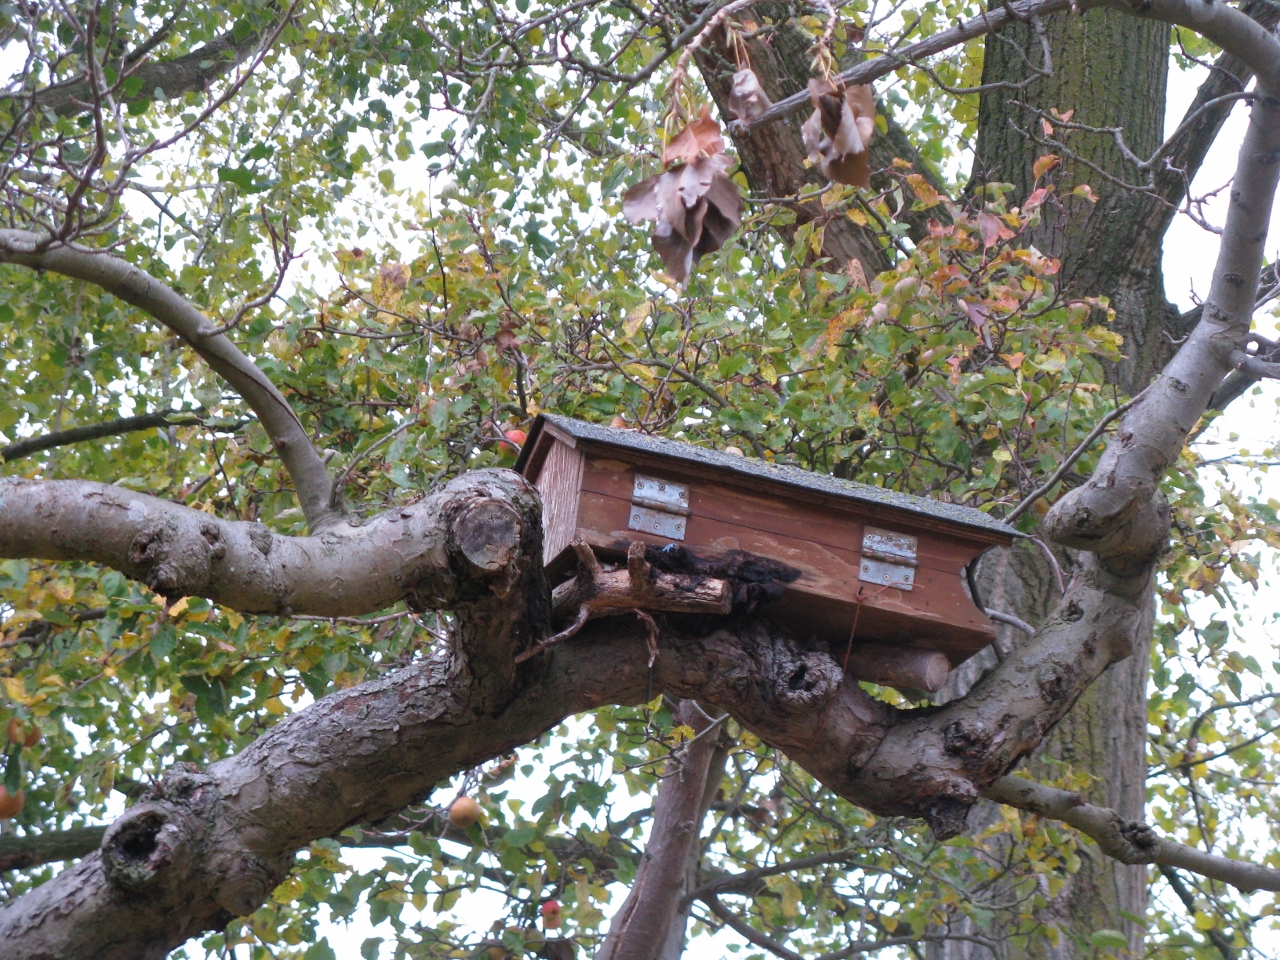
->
[[572, 484, 997, 661], [580, 456, 985, 572]]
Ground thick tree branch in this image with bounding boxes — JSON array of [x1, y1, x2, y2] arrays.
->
[[0, 230, 339, 530], [1, 412, 202, 462], [0, 471, 538, 616], [984, 776, 1280, 893]]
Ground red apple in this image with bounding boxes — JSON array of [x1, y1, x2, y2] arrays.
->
[[6, 718, 23, 745], [540, 899, 562, 929], [499, 428, 527, 456]]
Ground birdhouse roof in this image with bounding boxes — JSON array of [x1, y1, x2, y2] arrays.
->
[[517, 414, 1018, 542]]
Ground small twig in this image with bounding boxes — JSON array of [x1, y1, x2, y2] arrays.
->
[[329, 416, 418, 509], [514, 605, 590, 664], [1006, 386, 1150, 523], [985, 608, 1036, 637]]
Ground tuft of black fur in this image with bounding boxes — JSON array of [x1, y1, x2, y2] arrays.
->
[[644, 544, 800, 614]]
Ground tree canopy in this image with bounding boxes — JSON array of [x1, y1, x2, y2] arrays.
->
[[1, 0, 1280, 958]]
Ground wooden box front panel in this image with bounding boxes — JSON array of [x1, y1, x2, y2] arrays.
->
[[571, 455, 997, 662]]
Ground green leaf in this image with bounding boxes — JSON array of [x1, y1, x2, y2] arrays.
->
[[1089, 930, 1130, 950]]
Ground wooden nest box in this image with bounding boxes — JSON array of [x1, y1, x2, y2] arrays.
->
[[516, 415, 1018, 692]]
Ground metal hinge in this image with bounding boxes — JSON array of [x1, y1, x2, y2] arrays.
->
[[628, 475, 690, 540], [859, 526, 918, 590]]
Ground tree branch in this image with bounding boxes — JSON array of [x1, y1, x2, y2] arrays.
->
[[0, 827, 108, 872], [742, 0, 1072, 131], [1141, 0, 1280, 242], [0, 230, 339, 530], [984, 776, 1280, 893], [0, 471, 538, 616], [704, 895, 803, 960], [1, 412, 202, 462]]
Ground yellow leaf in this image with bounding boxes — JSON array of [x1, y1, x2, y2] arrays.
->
[[623, 302, 650, 337], [272, 875, 304, 903], [265, 697, 286, 716], [1194, 912, 1217, 931], [167, 597, 189, 617], [2, 676, 28, 703]]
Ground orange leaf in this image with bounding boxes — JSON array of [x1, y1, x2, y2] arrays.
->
[[1033, 153, 1059, 180], [906, 174, 942, 208]]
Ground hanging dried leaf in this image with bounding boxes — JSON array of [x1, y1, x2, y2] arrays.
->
[[728, 69, 772, 123], [662, 104, 725, 166], [624, 109, 743, 285], [802, 78, 877, 189]]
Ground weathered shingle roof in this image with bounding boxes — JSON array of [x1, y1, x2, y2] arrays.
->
[[519, 414, 1016, 540]]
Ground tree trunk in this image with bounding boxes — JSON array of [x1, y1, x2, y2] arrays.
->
[[960, 12, 1174, 957], [595, 702, 727, 960], [972, 10, 1175, 391]]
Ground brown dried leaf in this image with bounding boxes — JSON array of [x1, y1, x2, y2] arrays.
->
[[625, 147, 742, 285], [653, 197, 703, 283], [622, 174, 660, 224], [662, 104, 725, 166], [728, 69, 772, 123], [699, 173, 743, 252], [803, 79, 876, 189], [653, 170, 686, 239], [845, 257, 869, 291], [675, 158, 716, 216]]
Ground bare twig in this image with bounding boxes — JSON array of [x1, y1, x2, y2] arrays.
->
[[1, 412, 201, 462], [1006, 386, 1150, 523]]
